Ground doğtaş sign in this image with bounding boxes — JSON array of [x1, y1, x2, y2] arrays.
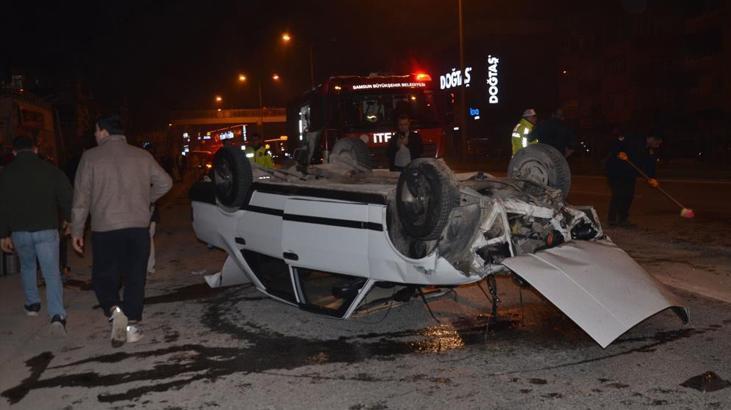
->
[[487, 55, 500, 104], [440, 67, 472, 90]]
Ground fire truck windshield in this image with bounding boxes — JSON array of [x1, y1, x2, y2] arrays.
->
[[340, 90, 438, 131]]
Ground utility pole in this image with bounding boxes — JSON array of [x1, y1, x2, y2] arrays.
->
[[309, 44, 315, 88], [458, 0, 466, 159], [258, 80, 264, 138]]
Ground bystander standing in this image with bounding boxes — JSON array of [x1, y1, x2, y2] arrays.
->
[[387, 114, 423, 171]]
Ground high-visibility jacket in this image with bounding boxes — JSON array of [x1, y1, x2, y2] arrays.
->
[[254, 146, 274, 169], [511, 118, 536, 156]]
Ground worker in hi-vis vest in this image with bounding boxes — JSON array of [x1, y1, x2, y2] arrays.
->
[[245, 133, 274, 169], [511, 108, 538, 156], [254, 144, 274, 168]]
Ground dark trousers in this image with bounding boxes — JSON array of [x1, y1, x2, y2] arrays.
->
[[607, 176, 636, 223], [91, 228, 150, 321]]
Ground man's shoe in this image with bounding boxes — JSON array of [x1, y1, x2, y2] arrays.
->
[[110, 306, 128, 348], [24, 303, 41, 316], [126, 325, 144, 343], [50, 315, 67, 336]]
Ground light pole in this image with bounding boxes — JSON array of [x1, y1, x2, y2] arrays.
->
[[238, 73, 281, 137], [457, 0, 467, 159], [281, 32, 315, 88]]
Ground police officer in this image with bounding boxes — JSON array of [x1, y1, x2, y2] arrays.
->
[[605, 128, 662, 227], [247, 133, 274, 169], [511, 108, 538, 156]]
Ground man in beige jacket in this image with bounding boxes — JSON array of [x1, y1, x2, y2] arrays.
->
[[71, 115, 172, 347]]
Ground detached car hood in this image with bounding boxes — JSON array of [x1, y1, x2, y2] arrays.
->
[[502, 239, 688, 348]]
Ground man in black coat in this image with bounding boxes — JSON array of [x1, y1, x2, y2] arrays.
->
[[0, 136, 73, 334], [387, 114, 423, 171], [531, 108, 577, 158], [605, 129, 662, 227]]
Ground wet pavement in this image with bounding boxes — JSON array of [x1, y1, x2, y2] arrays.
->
[[1, 180, 730, 409]]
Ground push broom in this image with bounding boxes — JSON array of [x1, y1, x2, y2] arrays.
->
[[621, 155, 695, 219]]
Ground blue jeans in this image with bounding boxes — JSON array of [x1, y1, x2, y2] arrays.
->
[[11, 230, 66, 319]]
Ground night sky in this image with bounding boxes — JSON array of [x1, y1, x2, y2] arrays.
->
[[2, 0, 661, 131]]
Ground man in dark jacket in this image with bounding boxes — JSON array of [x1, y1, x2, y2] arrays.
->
[[387, 114, 423, 171], [605, 129, 662, 227], [531, 108, 577, 157], [0, 136, 73, 335]]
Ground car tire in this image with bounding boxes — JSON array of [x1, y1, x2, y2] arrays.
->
[[213, 146, 252, 209], [508, 143, 571, 199], [396, 159, 460, 241], [329, 137, 372, 170]]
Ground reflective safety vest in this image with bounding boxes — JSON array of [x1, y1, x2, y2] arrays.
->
[[511, 118, 536, 156], [254, 146, 274, 169]]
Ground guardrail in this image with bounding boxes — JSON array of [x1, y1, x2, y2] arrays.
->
[[172, 108, 285, 119]]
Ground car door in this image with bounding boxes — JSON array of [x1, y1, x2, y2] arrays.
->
[[281, 197, 375, 316], [281, 197, 372, 275]]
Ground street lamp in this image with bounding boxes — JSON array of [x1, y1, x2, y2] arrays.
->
[[280, 32, 314, 88], [236, 73, 282, 137], [215, 95, 223, 103]]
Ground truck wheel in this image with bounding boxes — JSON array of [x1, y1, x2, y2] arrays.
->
[[329, 137, 372, 170], [396, 159, 459, 240], [213, 146, 252, 209], [508, 143, 571, 199]]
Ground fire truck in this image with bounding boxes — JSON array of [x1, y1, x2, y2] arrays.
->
[[287, 73, 445, 167]]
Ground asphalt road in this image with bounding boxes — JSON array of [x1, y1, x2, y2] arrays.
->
[[567, 175, 731, 249], [0, 176, 730, 409]]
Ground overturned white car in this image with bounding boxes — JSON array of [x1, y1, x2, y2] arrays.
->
[[190, 139, 687, 348]]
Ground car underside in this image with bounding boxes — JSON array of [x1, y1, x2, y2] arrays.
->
[[190, 139, 688, 348]]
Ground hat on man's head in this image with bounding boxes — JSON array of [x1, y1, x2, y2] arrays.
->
[[522, 108, 537, 117]]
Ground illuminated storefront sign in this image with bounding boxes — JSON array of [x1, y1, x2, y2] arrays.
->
[[440, 67, 472, 90], [487, 55, 499, 104], [352, 82, 426, 90]]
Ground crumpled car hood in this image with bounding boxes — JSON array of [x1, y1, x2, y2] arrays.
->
[[502, 239, 688, 348]]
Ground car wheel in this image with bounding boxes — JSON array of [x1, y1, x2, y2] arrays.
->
[[213, 146, 252, 209], [396, 159, 460, 241], [329, 137, 372, 170], [508, 143, 571, 199]]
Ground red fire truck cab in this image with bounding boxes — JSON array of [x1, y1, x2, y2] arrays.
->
[[287, 73, 444, 167]]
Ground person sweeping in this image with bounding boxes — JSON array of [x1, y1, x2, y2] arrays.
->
[[605, 129, 663, 227]]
